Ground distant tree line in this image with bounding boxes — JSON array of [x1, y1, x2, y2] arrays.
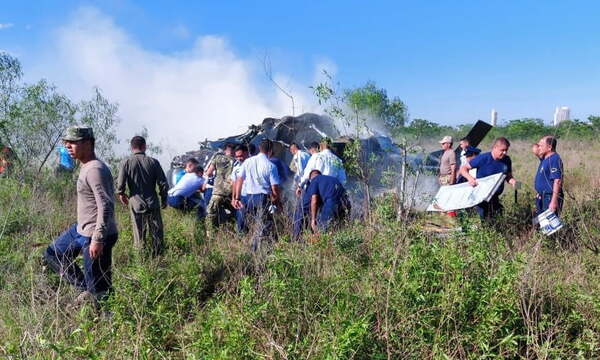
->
[[400, 116, 600, 142], [337, 78, 600, 142]]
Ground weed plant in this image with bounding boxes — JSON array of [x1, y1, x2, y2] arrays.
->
[[1, 140, 599, 359]]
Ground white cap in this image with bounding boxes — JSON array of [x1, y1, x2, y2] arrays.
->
[[439, 135, 453, 144]]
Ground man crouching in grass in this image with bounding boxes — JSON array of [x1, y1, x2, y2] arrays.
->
[[43, 126, 118, 307]]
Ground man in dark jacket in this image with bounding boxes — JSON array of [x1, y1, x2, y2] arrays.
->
[[305, 169, 350, 233], [117, 136, 169, 257]]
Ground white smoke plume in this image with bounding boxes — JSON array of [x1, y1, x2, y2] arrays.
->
[[37, 7, 326, 163]]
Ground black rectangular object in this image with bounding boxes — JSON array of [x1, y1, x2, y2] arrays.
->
[[461, 120, 493, 148]]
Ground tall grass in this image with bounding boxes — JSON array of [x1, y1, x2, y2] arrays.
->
[[0, 139, 599, 359]]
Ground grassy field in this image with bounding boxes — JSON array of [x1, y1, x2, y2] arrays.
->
[[0, 139, 599, 359]]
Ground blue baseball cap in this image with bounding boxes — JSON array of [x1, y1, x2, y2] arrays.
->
[[464, 146, 481, 156]]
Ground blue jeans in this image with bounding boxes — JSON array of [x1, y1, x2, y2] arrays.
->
[[235, 195, 248, 233], [536, 192, 563, 216], [167, 195, 185, 209], [168, 194, 203, 211], [44, 224, 117, 299]]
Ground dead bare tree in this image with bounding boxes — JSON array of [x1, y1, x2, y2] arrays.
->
[[263, 53, 295, 116]]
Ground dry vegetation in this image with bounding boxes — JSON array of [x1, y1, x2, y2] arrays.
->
[[0, 139, 599, 359]]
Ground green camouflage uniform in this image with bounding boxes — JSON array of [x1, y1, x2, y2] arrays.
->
[[206, 153, 235, 236]]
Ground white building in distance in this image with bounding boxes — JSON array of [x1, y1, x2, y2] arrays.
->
[[553, 106, 570, 126], [490, 109, 498, 126]]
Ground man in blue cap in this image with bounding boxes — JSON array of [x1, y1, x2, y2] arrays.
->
[[43, 126, 118, 306]]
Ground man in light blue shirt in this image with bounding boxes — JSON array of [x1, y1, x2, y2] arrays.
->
[[167, 165, 207, 211], [289, 142, 311, 186], [232, 139, 281, 251]]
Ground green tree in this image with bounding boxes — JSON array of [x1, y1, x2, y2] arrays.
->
[[503, 118, 547, 139], [0, 52, 23, 156], [344, 81, 407, 133], [0, 52, 120, 174], [400, 118, 452, 140], [588, 115, 600, 132], [6, 79, 76, 172], [555, 119, 594, 139]]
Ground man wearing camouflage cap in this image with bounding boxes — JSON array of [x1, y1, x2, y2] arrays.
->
[[204, 143, 236, 237], [43, 126, 118, 306]]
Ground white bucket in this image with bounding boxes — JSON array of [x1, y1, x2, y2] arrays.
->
[[536, 209, 564, 236]]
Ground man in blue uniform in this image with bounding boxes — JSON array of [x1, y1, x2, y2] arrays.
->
[[459, 137, 518, 219], [305, 169, 350, 233], [534, 135, 563, 215], [232, 139, 281, 251]]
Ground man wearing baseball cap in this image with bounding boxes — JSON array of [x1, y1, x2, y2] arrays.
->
[[43, 126, 118, 306], [438, 135, 456, 186]]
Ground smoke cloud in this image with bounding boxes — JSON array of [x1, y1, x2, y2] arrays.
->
[[39, 7, 327, 163]]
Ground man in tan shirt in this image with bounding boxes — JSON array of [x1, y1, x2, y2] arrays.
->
[[438, 135, 456, 186], [43, 127, 118, 305]]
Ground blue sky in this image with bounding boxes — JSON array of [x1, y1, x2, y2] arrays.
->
[[1, 0, 599, 128]]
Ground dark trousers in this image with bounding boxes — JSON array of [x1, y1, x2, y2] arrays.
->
[[318, 199, 339, 231], [292, 198, 309, 241], [130, 205, 164, 257], [242, 194, 274, 251], [44, 224, 117, 299], [168, 194, 205, 214], [167, 195, 185, 209], [536, 192, 564, 216], [318, 196, 350, 231], [474, 194, 503, 220]]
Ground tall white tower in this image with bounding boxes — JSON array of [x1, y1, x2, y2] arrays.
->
[[553, 106, 570, 126], [490, 109, 498, 126]]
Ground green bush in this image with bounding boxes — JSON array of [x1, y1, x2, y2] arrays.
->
[[1, 174, 600, 358]]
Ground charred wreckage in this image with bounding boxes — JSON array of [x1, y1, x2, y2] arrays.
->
[[168, 113, 492, 210]]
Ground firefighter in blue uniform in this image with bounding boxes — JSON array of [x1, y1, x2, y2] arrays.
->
[[305, 169, 350, 233], [534, 135, 563, 215]]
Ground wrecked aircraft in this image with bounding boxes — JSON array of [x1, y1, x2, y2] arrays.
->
[[168, 113, 408, 186], [168, 113, 492, 211]]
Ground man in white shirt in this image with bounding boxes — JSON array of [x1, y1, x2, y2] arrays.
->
[[299, 138, 346, 187], [167, 164, 207, 211], [232, 139, 281, 251], [230, 144, 249, 232], [289, 142, 311, 186]]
